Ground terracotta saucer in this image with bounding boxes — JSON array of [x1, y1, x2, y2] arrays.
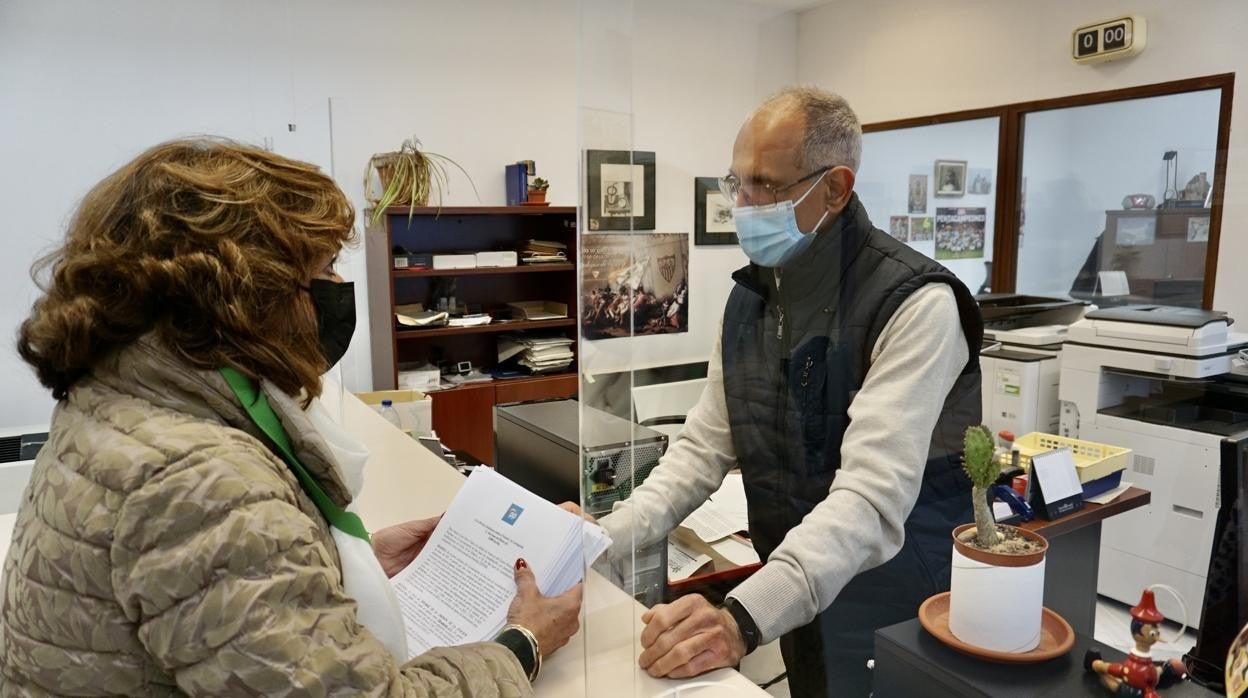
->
[[917, 591, 1075, 663], [519, 201, 550, 206]]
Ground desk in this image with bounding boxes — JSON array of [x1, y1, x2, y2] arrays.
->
[[872, 615, 1216, 697], [1016, 486, 1151, 636], [334, 388, 765, 697]]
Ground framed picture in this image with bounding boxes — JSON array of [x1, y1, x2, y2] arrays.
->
[[907, 174, 928, 213], [935, 207, 986, 259], [910, 216, 934, 241], [1187, 216, 1210, 242], [934, 160, 968, 197], [967, 168, 993, 195], [694, 177, 738, 245], [888, 216, 910, 242], [586, 150, 656, 231], [581, 233, 689, 339]]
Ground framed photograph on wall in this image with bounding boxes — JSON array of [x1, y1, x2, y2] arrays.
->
[[908, 174, 928, 213], [934, 160, 967, 197], [694, 177, 738, 245], [586, 150, 656, 231]]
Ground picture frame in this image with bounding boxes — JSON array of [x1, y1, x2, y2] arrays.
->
[[694, 176, 738, 245], [934, 160, 968, 197], [586, 150, 656, 231]]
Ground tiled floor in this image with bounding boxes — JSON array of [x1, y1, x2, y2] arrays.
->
[[735, 596, 1197, 698]]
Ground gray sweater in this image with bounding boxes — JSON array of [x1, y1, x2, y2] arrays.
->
[[599, 282, 969, 644]]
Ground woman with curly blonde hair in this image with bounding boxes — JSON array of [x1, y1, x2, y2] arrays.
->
[[0, 139, 580, 697]]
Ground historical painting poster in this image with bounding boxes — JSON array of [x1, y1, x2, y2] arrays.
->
[[581, 233, 689, 340]]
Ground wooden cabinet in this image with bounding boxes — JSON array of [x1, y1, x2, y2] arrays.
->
[[365, 206, 580, 464], [1101, 208, 1210, 307]]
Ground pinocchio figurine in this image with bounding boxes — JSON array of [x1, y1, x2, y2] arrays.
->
[[1084, 589, 1189, 698]]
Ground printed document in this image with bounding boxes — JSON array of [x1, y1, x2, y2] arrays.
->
[[390, 468, 611, 658]]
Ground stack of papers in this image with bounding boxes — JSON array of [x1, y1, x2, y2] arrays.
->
[[498, 334, 575, 373], [447, 313, 493, 328], [679, 473, 750, 543], [395, 304, 449, 328], [520, 239, 568, 264], [444, 369, 494, 386], [391, 468, 612, 659]]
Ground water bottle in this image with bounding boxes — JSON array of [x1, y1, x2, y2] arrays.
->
[[379, 399, 403, 430]]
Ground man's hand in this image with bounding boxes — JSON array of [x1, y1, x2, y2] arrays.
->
[[638, 593, 747, 679], [371, 515, 442, 577]]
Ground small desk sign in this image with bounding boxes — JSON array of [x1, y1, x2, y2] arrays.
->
[[1073, 16, 1147, 64], [1028, 448, 1085, 520]]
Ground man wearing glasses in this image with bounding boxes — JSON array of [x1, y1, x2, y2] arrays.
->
[[597, 87, 983, 696]]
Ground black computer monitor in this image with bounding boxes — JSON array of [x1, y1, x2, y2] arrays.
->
[[1185, 430, 1247, 689]]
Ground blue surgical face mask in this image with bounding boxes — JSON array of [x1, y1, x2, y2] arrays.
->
[[733, 171, 831, 267]]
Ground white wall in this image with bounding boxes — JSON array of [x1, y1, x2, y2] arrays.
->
[[0, 0, 794, 428], [798, 0, 1248, 321], [856, 118, 1000, 293]]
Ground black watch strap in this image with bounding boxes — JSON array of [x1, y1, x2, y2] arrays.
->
[[722, 597, 761, 655], [494, 627, 536, 679]]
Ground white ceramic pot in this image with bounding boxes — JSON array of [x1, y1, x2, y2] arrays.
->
[[947, 523, 1049, 654]]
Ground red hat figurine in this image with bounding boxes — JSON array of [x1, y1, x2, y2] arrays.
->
[[1084, 588, 1189, 698], [1131, 590, 1165, 626]]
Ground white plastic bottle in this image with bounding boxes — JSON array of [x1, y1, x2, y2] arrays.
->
[[379, 399, 403, 430]]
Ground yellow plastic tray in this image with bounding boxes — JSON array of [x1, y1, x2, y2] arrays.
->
[[1005, 432, 1131, 484]]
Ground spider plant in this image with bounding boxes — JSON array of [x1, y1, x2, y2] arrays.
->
[[365, 137, 478, 225]]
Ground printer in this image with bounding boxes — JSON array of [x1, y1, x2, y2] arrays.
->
[[977, 295, 1088, 438], [1059, 305, 1248, 624]]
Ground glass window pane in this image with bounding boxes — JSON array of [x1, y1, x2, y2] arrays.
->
[[1016, 89, 1221, 307], [858, 117, 1000, 294]]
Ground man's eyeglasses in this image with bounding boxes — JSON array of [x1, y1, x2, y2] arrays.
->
[[718, 166, 831, 206]]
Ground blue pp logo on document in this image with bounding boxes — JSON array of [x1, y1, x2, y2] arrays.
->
[[502, 504, 525, 526]]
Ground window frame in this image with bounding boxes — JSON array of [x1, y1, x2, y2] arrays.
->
[[862, 73, 1235, 309]]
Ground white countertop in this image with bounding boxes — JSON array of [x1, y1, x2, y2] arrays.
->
[[333, 388, 765, 697]]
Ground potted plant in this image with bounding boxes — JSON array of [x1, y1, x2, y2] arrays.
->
[[527, 177, 550, 205], [365, 137, 478, 224], [947, 425, 1049, 654]]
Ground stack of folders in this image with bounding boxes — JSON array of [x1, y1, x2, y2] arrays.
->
[[391, 467, 612, 658], [498, 334, 575, 373], [519, 239, 567, 264]]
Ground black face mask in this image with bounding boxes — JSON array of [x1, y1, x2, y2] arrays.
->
[[304, 279, 356, 369]]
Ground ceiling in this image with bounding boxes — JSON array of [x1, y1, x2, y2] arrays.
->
[[739, 0, 832, 12]]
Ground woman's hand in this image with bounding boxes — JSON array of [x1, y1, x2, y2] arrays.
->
[[371, 515, 442, 577], [507, 559, 583, 657], [558, 501, 597, 522]]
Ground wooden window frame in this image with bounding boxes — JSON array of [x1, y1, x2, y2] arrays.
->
[[862, 73, 1235, 309]]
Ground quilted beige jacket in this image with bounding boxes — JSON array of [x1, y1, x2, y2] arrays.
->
[[0, 339, 532, 697]]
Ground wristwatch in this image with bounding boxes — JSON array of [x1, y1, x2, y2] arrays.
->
[[721, 597, 761, 655], [494, 625, 541, 682]]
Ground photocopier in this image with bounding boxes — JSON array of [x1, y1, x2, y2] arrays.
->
[[1058, 305, 1248, 624], [977, 294, 1089, 438]]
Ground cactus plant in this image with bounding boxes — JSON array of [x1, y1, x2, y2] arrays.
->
[[963, 424, 1002, 548]]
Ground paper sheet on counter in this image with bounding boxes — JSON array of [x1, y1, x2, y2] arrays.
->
[[710, 535, 761, 567], [667, 539, 712, 582]]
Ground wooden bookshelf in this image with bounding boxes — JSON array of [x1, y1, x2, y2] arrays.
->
[[392, 263, 575, 278], [365, 205, 579, 464], [396, 318, 576, 339]]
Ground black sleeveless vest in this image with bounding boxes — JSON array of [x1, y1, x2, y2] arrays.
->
[[721, 195, 982, 696]]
